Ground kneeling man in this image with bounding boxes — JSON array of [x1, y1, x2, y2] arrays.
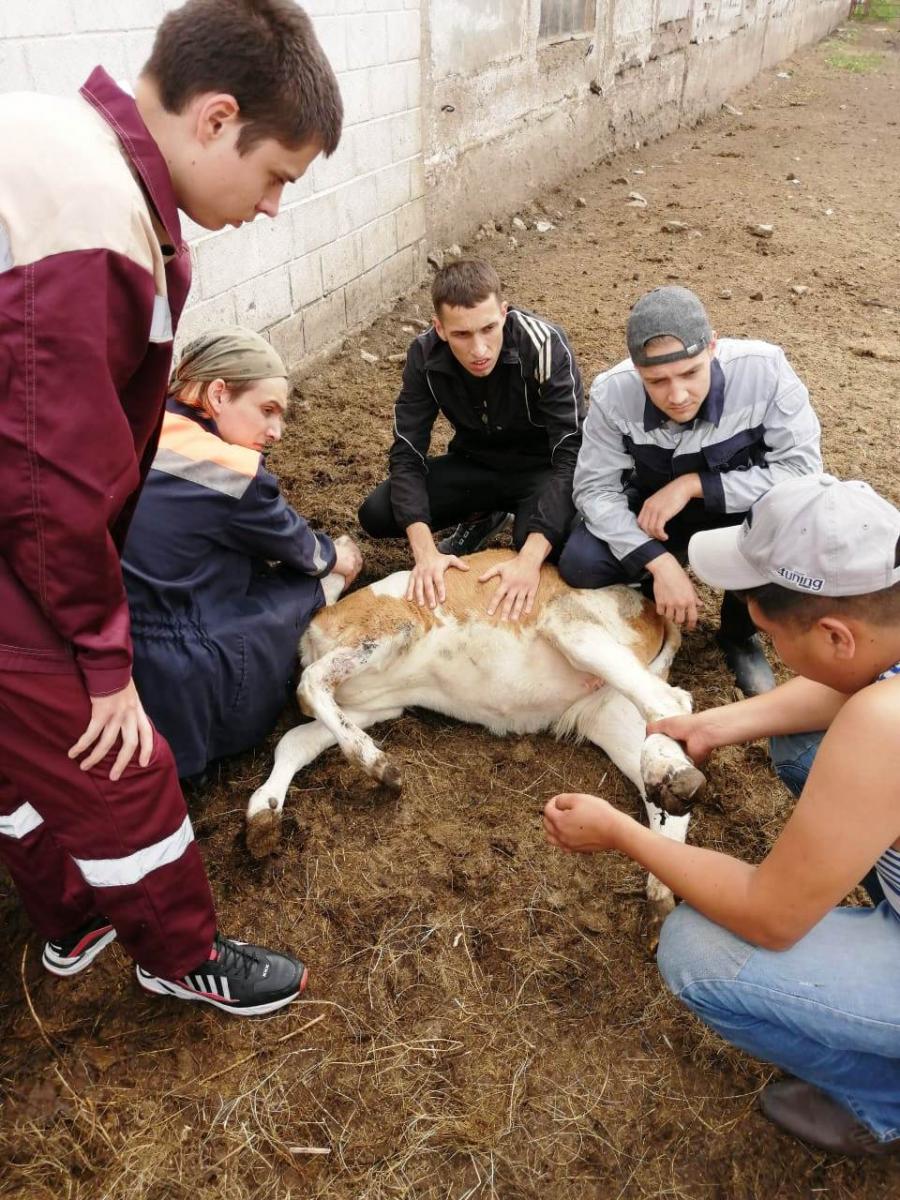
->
[[358, 258, 585, 622], [559, 286, 821, 694]]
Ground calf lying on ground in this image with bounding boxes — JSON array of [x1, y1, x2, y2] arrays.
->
[[246, 547, 705, 934]]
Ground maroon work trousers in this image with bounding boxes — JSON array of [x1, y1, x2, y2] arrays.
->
[[0, 669, 216, 978]]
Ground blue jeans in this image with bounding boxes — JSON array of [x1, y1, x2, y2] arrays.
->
[[659, 903, 900, 1141], [657, 731, 900, 1142]]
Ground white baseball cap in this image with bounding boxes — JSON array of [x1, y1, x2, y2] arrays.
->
[[689, 475, 900, 597]]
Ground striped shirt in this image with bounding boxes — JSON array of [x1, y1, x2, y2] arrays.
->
[[875, 660, 900, 917]]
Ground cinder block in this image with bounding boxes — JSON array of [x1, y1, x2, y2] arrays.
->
[[311, 16, 348, 73], [195, 227, 260, 299], [346, 13, 388, 70], [395, 197, 425, 249], [124, 29, 156, 83], [380, 246, 418, 303], [344, 267, 384, 330], [255, 212, 295, 273], [268, 312, 306, 370], [390, 108, 421, 161], [353, 117, 395, 177], [0, 41, 34, 92], [303, 290, 347, 356], [290, 252, 325, 309], [3, 0, 76, 39], [291, 193, 340, 257], [409, 155, 426, 200], [361, 214, 398, 272], [234, 267, 293, 333], [387, 10, 420, 62], [375, 161, 411, 216], [174, 292, 238, 353], [24, 33, 129, 96], [311, 134, 362, 193], [333, 174, 379, 235], [321, 231, 363, 294], [367, 62, 411, 119], [336, 67, 370, 128], [73, 1, 163, 33]]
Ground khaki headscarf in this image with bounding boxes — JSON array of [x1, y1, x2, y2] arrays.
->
[[171, 326, 288, 390]]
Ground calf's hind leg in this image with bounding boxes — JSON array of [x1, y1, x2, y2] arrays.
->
[[539, 613, 705, 816], [246, 707, 403, 858]]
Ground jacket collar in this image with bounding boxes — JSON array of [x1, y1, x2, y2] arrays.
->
[[642, 356, 726, 431], [80, 67, 184, 251], [166, 397, 220, 437]]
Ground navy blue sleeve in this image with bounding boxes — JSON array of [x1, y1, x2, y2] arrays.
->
[[219, 462, 336, 577]]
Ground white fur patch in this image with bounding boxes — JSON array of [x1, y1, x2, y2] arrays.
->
[[370, 571, 411, 599]]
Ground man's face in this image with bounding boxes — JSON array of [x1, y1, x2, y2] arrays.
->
[[635, 335, 717, 423], [433, 295, 508, 377], [179, 105, 321, 230]]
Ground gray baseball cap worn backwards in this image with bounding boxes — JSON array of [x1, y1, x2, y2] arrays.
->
[[688, 475, 900, 597], [627, 286, 712, 366]]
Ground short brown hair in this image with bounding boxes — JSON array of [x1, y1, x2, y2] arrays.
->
[[742, 578, 900, 630], [142, 0, 342, 155], [431, 258, 503, 314]]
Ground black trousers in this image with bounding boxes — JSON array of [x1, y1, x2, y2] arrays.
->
[[358, 453, 556, 553], [558, 490, 756, 641]]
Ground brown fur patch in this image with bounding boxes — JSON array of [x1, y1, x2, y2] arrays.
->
[[309, 551, 665, 659]]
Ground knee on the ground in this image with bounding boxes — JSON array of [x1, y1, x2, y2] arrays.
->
[[357, 489, 395, 538], [657, 902, 751, 997]]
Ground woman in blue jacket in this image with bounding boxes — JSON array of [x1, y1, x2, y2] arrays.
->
[[123, 327, 361, 780]]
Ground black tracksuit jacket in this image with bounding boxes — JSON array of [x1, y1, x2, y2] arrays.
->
[[388, 306, 586, 549]]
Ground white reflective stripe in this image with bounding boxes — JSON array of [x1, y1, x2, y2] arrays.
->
[[0, 802, 44, 840], [75, 814, 194, 888], [149, 293, 173, 343], [0, 221, 12, 273]]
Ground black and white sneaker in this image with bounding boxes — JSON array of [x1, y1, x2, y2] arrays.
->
[[42, 914, 117, 977], [136, 933, 307, 1016], [437, 511, 512, 557]]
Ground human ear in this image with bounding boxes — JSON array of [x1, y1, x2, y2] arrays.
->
[[433, 313, 447, 343], [819, 616, 855, 660], [194, 94, 241, 145], [206, 378, 229, 414]]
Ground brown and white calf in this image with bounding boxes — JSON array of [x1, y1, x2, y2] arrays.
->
[[246, 547, 705, 932]]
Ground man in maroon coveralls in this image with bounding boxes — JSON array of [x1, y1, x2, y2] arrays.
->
[[0, 0, 342, 1016]]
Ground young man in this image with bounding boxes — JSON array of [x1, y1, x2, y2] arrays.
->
[[558, 286, 822, 695], [358, 258, 585, 622], [545, 475, 900, 1155], [0, 1, 341, 1015]]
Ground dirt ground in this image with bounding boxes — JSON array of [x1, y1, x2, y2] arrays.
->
[[3, 15, 900, 1200]]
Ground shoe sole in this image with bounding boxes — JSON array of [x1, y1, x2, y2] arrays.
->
[[135, 964, 308, 1016], [42, 928, 118, 977]]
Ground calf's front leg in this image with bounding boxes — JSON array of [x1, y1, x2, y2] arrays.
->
[[246, 706, 403, 858]]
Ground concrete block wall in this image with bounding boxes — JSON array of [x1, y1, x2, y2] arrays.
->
[[0, 0, 426, 363], [1, 1, 847, 367], [425, 0, 849, 247]]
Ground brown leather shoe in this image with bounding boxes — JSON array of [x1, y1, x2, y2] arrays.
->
[[759, 1079, 900, 1156]]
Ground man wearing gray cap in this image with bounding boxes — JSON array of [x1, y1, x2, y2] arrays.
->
[[558, 286, 821, 695], [545, 475, 900, 1156]]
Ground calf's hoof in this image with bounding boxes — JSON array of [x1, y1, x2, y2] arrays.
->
[[647, 764, 706, 818], [245, 797, 283, 859], [378, 761, 403, 793]]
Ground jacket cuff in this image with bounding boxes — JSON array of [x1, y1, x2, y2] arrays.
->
[[79, 659, 133, 698], [699, 471, 726, 513], [316, 535, 338, 578], [621, 539, 668, 576]]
